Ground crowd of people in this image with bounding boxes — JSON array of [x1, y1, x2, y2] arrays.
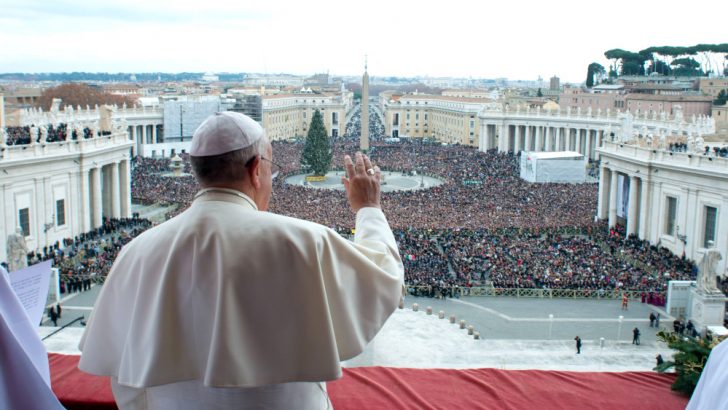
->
[[3, 123, 99, 146], [125, 140, 698, 297], [26, 217, 152, 294]]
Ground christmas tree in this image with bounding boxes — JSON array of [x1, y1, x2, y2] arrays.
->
[[301, 109, 332, 176]]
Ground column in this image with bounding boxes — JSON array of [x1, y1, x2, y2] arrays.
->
[[525, 126, 533, 152], [535, 126, 542, 152], [485, 124, 491, 151], [514, 125, 522, 153], [91, 166, 102, 228], [111, 162, 120, 218], [638, 178, 650, 240], [546, 127, 553, 151], [506, 125, 513, 152], [120, 160, 131, 217], [626, 175, 639, 236], [585, 130, 592, 160], [556, 127, 563, 151], [479, 123, 486, 151], [129, 126, 137, 157], [80, 168, 90, 232], [575, 130, 582, 155], [597, 165, 608, 219], [141, 124, 147, 145], [608, 169, 618, 228]]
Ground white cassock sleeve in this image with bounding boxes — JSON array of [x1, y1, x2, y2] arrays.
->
[[686, 338, 728, 410]]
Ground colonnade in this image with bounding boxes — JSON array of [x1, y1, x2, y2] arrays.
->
[[481, 123, 606, 160], [597, 164, 649, 238], [80, 159, 132, 230], [128, 124, 164, 156]]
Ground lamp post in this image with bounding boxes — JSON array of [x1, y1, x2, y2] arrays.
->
[[548, 314, 554, 339], [179, 106, 185, 142], [617, 315, 624, 342]]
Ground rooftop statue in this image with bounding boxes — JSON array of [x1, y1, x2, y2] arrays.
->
[[6, 227, 29, 272], [697, 249, 722, 294]]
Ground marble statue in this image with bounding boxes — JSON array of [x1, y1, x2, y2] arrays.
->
[[74, 123, 84, 140], [39, 125, 48, 143], [6, 227, 29, 272], [697, 249, 723, 293], [0, 127, 7, 146], [687, 135, 696, 153], [696, 135, 705, 153], [30, 125, 39, 145], [645, 133, 653, 148]]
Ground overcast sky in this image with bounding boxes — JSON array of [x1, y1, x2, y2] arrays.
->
[[1, 0, 726, 83]]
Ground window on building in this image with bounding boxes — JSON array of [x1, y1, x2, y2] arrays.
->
[[19, 208, 30, 236], [56, 200, 65, 226], [665, 196, 677, 236], [406, 113, 410, 120], [703, 206, 717, 248]]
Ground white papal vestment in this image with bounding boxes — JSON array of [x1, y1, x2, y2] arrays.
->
[[686, 338, 728, 410], [79, 189, 404, 409]]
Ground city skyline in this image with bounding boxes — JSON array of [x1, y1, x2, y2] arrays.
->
[[1, 0, 727, 83]]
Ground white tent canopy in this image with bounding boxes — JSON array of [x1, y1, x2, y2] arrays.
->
[[520, 151, 586, 183]]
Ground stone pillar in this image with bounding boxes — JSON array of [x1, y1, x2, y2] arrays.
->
[[120, 159, 131, 217], [576, 129, 583, 155], [514, 125, 522, 153], [525, 126, 533, 152], [111, 162, 120, 218], [597, 165, 609, 219], [495, 124, 506, 152], [556, 127, 563, 151], [141, 124, 147, 144], [80, 168, 90, 232], [585, 130, 592, 160], [91, 166, 103, 228], [626, 175, 639, 236], [608, 169, 618, 228], [638, 178, 650, 240], [484, 125, 493, 150], [506, 125, 513, 152], [535, 126, 542, 152], [479, 123, 486, 151]]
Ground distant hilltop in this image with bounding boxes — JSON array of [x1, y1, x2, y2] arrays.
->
[[0, 72, 247, 82]]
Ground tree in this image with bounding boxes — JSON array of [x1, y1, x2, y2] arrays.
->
[[655, 331, 726, 396], [647, 59, 672, 75], [604, 49, 647, 76], [301, 109, 332, 176], [672, 57, 703, 76], [715, 90, 728, 106], [586, 62, 605, 87], [37, 83, 136, 110], [536, 88, 543, 97]]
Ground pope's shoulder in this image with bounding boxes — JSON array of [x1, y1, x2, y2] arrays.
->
[[122, 202, 335, 251]]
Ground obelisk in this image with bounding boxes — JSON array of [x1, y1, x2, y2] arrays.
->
[[360, 56, 369, 152]]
